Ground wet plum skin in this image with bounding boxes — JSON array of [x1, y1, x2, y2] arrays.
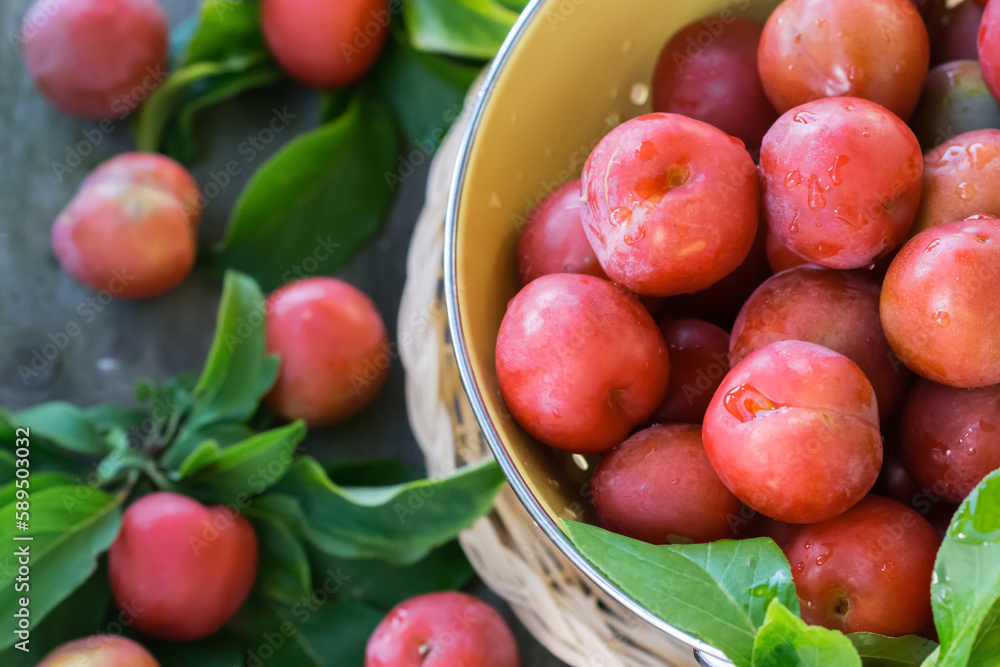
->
[[663, 218, 771, 329], [765, 227, 809, 273], [581, 113, 759, 297], [758, 0, 929, 120], [881, 215, 1000, 388], [591, 424, 742, 545], [650, 318, 730, 425], [912, 129, 1000, 236], [517, 179, 607, 284], [783, 495, 940, 636], [652, 17, 777, 152], [759, 96, 923, 270], [495, 274, 670, 455], [900, 379, 1000, 504], [730, 266, 911, 420], [703, 340, 882, 524]]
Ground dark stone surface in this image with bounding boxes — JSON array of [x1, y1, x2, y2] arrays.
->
[[0, 1, 566, 664]]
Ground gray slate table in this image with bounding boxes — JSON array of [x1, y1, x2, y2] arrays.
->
[[0, 1, 568, 664]]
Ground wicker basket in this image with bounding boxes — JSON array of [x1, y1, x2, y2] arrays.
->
[[398, 85, 700, 667]]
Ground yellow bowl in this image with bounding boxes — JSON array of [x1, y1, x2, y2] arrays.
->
[[446, 1, 781, 664]]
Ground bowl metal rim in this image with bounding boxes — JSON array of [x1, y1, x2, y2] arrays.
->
[[443, 1, 731, 662]]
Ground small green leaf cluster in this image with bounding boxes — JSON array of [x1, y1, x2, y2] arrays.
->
[[0, 271, 505, 665]]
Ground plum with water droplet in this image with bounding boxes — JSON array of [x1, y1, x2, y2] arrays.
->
[[881, 214, 1000, 387], [703, 340, 883, 523], [760, 96, 923, 269], [730, 266, 911, 419], [758, 0, 929, 120], [783, 495, 940, 635], [912, 129, 1000, 235], [581, 113, 759, 297], [495, 274, 670, 454], [900, 379, 1000, 503]]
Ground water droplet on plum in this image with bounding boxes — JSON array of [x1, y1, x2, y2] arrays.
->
[[784, 170, 804, 190], [610, 207, 632, 226], [808, 174, 827, 210]]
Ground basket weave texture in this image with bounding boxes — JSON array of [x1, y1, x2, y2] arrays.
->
[[397, 85, 700, 667]]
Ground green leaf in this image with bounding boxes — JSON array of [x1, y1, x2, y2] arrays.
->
[[325, 459, 423, 487], [0, 451, 13, 482], [371, 33, 480, 149], [145, 629, 245, 667], [930, 468, 1000, 666], [165, 421, 257, 470], [563, 521, 798, 667], [181, 0, 267, 66], [969, 597, 1000, 662], [0, 566, 111, 666], [495, 0, 529, 10], [272, 456, 503, 565], [135, 0, 278, 159], [0, 472, 78, 507], [172, 271, 277, 456], [319, 90, 353, 125], [14, 403, 109, 455], [175, 422, 306, 502], [83, 404, 149, 432], [241, 595, 384, 667], [848, 633, 938, 667], [0, 486, 122, 650], [309, 539, 473, 611], [402, 0, 519, 59], [213, 95, 400, 292], [0, 432, 80, 478], [252, 509, 312, 605], [162, 62, 284, 164], [245, 492, 308, 532], [752, 599, 861, 667], [135, 60, 237, 154]]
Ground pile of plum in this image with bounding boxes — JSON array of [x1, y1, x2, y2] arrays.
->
[[496, 0, 1000, 638]]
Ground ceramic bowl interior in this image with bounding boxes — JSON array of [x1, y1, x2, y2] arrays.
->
[[446, 0, 781, 662]]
